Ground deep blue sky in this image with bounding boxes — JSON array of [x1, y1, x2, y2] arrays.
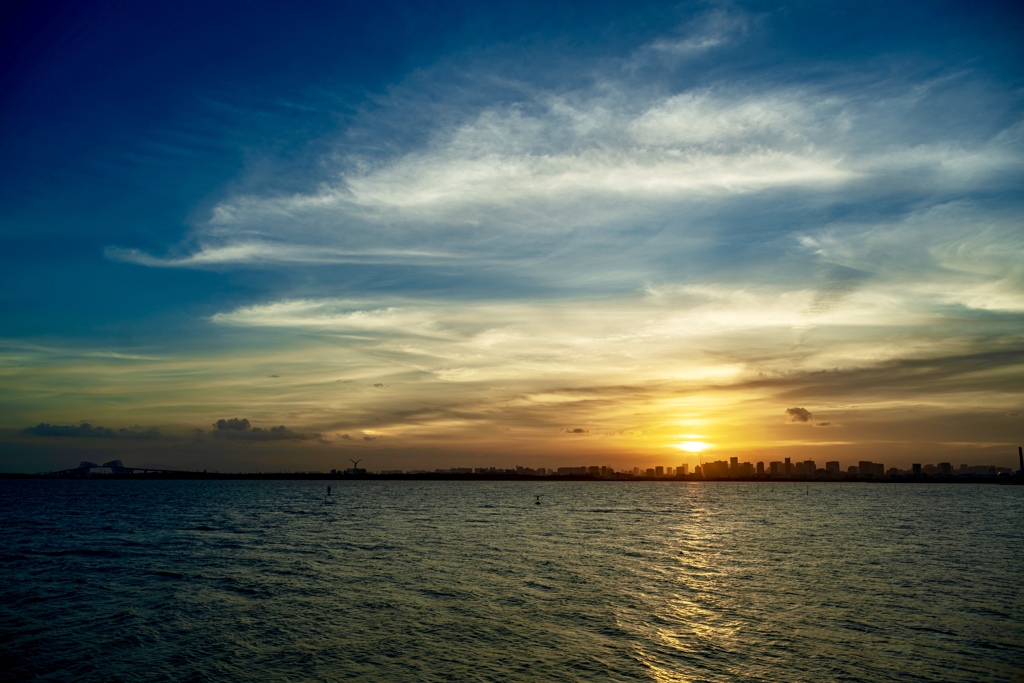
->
[[3, 0, 694, 334], [2, 0, 1022, 472]]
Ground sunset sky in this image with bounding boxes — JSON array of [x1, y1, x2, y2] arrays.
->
[[2, 0, 1022, 473]]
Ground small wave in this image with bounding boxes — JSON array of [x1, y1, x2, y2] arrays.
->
[[29, 548, 123, 558], [208, 576, 271, 597], [0, 553, 29, 562], [189, 525, 216, 531], [153, 570, 185, 579], [106, 610, 140, 624]]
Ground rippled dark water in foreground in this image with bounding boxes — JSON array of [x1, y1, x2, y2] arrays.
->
[[1, 480, 1022, 682]]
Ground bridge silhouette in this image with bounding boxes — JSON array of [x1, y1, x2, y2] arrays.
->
[[45, 460, 191, 478]]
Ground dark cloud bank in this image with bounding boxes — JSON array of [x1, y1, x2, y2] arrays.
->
[[22, 419, 319, 442], [23, 423, 161, 439], [210, 418, 320, 441]]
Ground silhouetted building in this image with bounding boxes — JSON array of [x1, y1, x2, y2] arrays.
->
[[703, 460, 729, 478], [825, 461, 840, 476], [858, 461, 884, 477], [794, 460, 816, 477]]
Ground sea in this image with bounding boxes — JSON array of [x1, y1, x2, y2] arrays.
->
[[1, 479, 1021, 682]]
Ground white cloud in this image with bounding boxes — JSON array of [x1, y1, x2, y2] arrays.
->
[[112, 78, 1020, 274], [797, 202, 1024, 312], [640, 9, 754, 61], [115, 87, 861, 271], [106, 242, 462, 268], [105, 18, 1023, 322], [207, 277, 999, 391], [241, 92, 855, 233], [628, 90, 841, 147]]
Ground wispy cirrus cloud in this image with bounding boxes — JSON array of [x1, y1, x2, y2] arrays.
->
[[105, 243, 463, 268], [798, 202, 1024, 313], [635, 8, 755, 62], [111, 87, 859, 272], [103, 1, 1022, 281], [207, 275, 1022, 394], [108, 72, 1020, 289]]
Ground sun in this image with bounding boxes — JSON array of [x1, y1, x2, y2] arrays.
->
[[673, 441, 712, 453]]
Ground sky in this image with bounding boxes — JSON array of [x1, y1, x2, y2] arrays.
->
[[2, 0, 1022, 474]]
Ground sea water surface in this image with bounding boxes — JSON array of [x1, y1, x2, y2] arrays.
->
[[1, 480, 1022, 682]]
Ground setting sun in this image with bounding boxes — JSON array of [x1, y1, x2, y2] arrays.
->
[[674, 441, 712, 453]]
